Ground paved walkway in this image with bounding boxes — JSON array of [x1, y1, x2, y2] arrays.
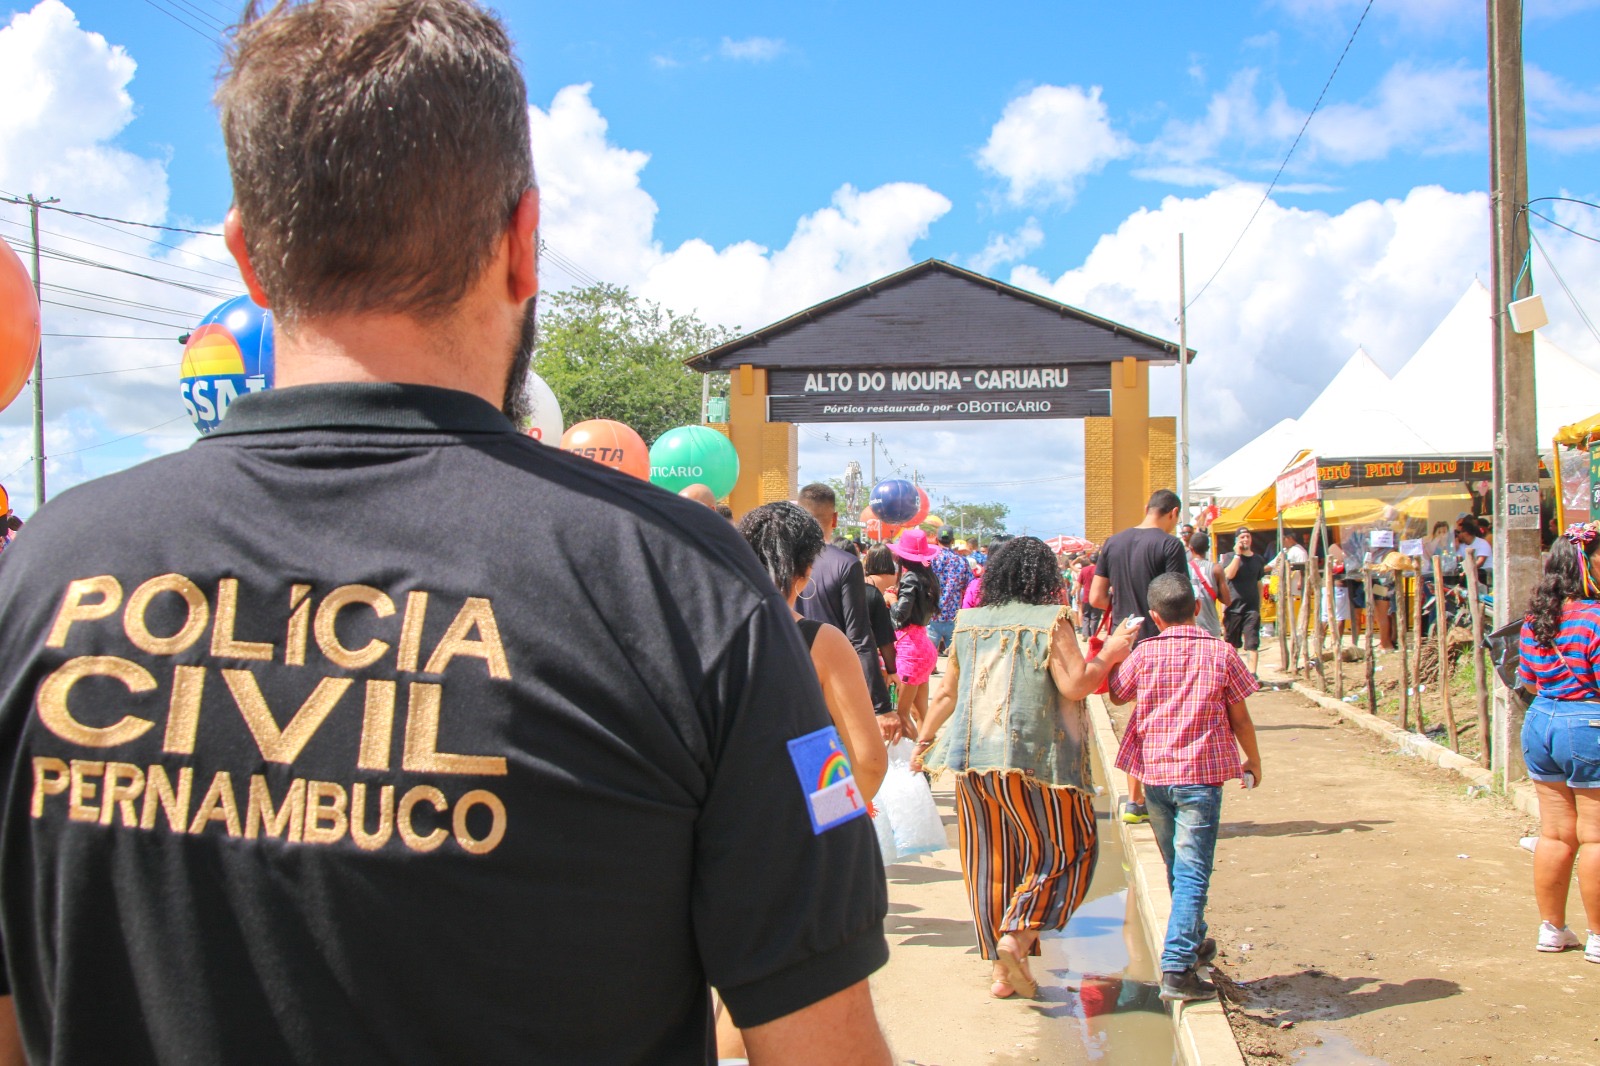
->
[[1106, 686, 1596, 1065]]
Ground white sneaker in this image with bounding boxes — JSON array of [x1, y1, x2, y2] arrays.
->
[[1587, 933, 1600, 964], [1539, 921, 1581, 952]]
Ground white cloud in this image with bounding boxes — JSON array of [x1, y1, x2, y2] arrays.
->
[[1144, 63, 1480, 182], [977, 85, 1133, 207], [0, 1, 225, 516], [1008, 184, 1501, 471], [967, 219, 1044, 274], [528, 84, 951, 333], [718, 36, 785, 62]]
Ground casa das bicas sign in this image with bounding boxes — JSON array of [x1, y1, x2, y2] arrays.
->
[[764, 365, 1112, 424]]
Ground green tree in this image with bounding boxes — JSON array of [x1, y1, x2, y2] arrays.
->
[[534, 283, 733, 444], [937, 497, 1009, 539]]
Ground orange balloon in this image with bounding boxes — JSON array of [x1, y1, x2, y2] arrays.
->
[[0, 237, 39, 413], [559, 419, 649, 479]]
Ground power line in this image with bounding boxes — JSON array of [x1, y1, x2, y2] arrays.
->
[[50, 415, 191, 460], [1527, 208, 1600, 245], [1529, 229, 1600, 350], [41, 282, 208, 320], [0, 215, 239, 282], [41, 300, 195, 330], [43, 333, 183, 340], [36, 203, 222, 238], [138, 0, 223, 49], [46, 363, 183, 381], [1185, 0, 1375, 311]]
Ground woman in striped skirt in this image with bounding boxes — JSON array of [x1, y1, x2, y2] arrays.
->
[[911, 536, 1135, 999]]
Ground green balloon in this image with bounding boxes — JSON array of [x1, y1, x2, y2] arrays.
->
[[649, 425, 740, 498]]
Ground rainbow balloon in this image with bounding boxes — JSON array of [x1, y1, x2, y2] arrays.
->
[[179, 295, 274, 434]]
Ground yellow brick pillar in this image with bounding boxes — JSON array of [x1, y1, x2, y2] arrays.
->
[[1147, 416, 1176, 497], [1109, 356, 1151, 536], [1083, 417, 1113, 546], [724, 363, 797, 519]]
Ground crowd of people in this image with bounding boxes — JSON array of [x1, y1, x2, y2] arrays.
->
[[0, 3, 1591, 1063]]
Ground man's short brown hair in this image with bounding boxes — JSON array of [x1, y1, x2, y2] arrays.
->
[[219, 0, 534, 322]]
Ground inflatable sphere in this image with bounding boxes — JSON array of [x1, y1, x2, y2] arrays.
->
[[908, 485, 931, 527], [648, 425, 739, 498], [180, 294, 274, 434], [560, 419, 649, 479], [0, 237, 40, 413], [521, 370, 564, 443], [869, 478, 919, 525], [861, 506, 899, 543]]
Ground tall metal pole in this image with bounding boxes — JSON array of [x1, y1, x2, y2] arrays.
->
[[26, 195, 55, 510], [869, 432, 876, 488], [1487, 0, 1537, 785], [1178, 233, 1190, 517]]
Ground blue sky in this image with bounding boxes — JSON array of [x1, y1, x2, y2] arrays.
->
[[3, 0, 1599, 532]]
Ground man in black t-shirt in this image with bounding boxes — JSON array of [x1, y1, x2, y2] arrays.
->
[[1089, 489, 1188, 644], [1222, 528, 1271, 674], [0, 4, 892, 1064]]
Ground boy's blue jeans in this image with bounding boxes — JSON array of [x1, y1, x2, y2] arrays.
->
[[1143, 783, 1223, 975]]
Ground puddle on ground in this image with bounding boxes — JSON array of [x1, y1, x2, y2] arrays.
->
[[1294, 1030, 1390, 1064], [1026, 749, 1178, 1063]]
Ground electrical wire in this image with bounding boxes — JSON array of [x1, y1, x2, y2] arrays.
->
[[41, 300, 195, 330], [1185, 0, 1375, 311], [50, 415, 191, 460], [41, 283, 209, 320], [0, 216, 239, 282], [1529, 229, 1600, 350], [139, 0, 223, 49], [43, 333, 183, 340], [45, 363, 183, 380], [37, 204, 222, 239], [1527, 208, 1600, 245]]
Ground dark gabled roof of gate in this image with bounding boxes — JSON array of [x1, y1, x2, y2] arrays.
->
[[685, 258, 1193, 371]]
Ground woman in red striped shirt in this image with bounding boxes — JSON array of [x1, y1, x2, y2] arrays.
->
[[1518, 522, 1600, 960]]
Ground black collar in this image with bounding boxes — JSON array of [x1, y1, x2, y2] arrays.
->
[[205, 382, 515, 438]]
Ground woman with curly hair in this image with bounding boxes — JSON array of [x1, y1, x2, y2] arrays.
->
[[909, 536, 1135, 1000], [739, 502, 887, 801], [1519, 522, 1600, 961]]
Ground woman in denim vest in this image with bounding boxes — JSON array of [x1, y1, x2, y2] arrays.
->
[[1518, 522, 1600, 961], [910, 537, 1134, 1000]]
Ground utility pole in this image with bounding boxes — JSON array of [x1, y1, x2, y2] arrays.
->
[[1178, 233, 1190, 518], [1487, 0, 1537, 785], [25, 195, 56, 510], [869, 432, 876, 488]]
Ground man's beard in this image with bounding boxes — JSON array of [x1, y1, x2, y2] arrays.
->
[[501, 298, 539, 423]]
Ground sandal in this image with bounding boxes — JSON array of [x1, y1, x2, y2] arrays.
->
[[995, 939, 1038, 999]]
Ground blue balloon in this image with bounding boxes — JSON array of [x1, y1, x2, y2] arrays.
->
[[178, 295, 275, 435], [869, 478, 919, 524]]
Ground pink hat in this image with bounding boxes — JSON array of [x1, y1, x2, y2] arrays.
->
[[889, 528, 940, 564]]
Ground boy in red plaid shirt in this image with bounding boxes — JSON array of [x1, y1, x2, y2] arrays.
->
[[1108, 572, 1263, 1003]]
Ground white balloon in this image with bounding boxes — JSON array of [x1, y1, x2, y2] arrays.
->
[[521, 370, 564, 444]]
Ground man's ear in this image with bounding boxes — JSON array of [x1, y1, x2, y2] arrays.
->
[[507, 187, 540, 304], [224, 207, 272, 309]]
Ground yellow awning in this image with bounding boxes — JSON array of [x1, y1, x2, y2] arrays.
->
[[1554, 413, 1600, 448], [1213, 489, 1473, 532]]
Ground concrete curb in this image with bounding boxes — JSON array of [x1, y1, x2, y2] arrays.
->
[[1279, 679, 1538, 821], [1085, 694, 1247, 1066]]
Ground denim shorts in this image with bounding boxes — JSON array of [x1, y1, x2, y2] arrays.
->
[[1522, 696, 1600, 789]]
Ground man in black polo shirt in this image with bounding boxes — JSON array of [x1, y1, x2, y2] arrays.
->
[[795, 483, 900, 741], [0, 3, 890, 1063]]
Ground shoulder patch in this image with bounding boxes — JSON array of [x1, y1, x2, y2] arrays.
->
[[787, 726, 868, 834]]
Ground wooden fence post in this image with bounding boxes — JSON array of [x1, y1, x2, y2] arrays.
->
[[1396, 567, 1411, 731], [1413, 564, 1427, 720], [1432, 555, 1460, 752], [1363, 570, 1377, 715], [1464, 558, 1491, 768]]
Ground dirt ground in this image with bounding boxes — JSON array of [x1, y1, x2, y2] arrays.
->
[[1274, 623, 1497, 764], [1107, 687, 1600, 1066]]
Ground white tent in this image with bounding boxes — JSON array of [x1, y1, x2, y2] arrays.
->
[[1388, 280, 1600, 452], [1192, 282, 1600, 505]]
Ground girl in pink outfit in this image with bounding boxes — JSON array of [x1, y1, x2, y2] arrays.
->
[[890, 529, 942, 730]]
